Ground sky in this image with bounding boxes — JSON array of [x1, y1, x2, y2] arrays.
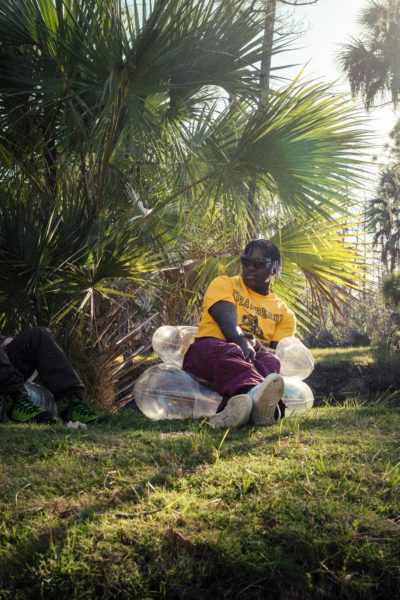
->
[[275, 0, 398, 161]]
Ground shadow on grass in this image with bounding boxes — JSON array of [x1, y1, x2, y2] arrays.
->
[[0, 512, 340, 600], [4, 510, 397, 600], [1, 402, 397, 475], [1, 402, 400, 600]]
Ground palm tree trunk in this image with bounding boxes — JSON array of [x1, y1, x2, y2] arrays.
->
[[247, 0, 277, 239], [259, 0, 276, 99]]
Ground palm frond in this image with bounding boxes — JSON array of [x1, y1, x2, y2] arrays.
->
[[340, 0, 400, 108], [151, 81, 371, 233], [174, 216, 369, 332]]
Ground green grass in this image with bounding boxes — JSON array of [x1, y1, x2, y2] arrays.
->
[[312, 346, 374, 367], [1, 401, 399, 599]]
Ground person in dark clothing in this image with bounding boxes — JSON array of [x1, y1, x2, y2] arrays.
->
[[0, 327, 98, 424]]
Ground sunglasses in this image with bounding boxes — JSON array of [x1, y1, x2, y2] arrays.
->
[[240, 256, 271, 270]]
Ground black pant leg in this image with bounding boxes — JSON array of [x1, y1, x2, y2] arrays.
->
[[5, 327, 84, 397], [0, 347, 25, 393]]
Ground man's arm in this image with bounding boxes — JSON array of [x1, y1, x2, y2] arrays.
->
[[270, 306, 296, 350], [209, 301, 256, 361]]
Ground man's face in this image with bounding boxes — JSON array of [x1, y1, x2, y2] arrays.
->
[[241, 247, 274, 293]]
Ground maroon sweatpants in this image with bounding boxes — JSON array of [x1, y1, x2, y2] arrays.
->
[[183, 337, 281, 404]]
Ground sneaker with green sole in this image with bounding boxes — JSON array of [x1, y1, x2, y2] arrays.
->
[[6, 391, 56, 424], [56, 395, 99, 424]]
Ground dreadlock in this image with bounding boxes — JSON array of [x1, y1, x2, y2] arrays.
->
[[243, 239, 281, 276]]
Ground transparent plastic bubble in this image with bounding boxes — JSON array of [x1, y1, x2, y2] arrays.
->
[[177, 326, 198, 349], [134, 363, 221, 420], [151, 326, 184, 367], [276, 336, 314, 380], [24, 382, 57, 417], [151, 325, 198, 367], [142, 328, 315, 422], [282, 376, 314, 417]]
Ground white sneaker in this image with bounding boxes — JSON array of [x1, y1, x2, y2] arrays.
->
[[248, 373, 284, 426], [208, 394, 252, 429]]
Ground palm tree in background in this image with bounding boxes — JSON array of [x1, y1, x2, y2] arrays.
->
[[0, 0, 370, 341], [340, 0, 400, 109], [366, 169, 400, 271]]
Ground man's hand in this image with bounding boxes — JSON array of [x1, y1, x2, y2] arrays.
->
[[243, 332, 264, 352], [236, 335, 256, 361], [208, 301, 256, 360]]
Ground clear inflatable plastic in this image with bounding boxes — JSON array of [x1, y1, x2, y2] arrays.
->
[[134, 364, 314, 421], [276, 336, 314, 380], [151, 325, 198, 368], [134, 326, 315, 421], [134, 363, 221, 420], [282, 378, 314, 417], [24, 382, 57, 417], [0, 381, 56, 421]]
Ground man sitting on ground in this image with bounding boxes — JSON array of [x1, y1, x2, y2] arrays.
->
[[183, 239, 295, 428], [0, 327, 98, 424]]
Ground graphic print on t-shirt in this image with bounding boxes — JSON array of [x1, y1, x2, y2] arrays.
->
[[197, 275, 296, 344], [240, 314, 264, 339], [233, 289, 282, 324]]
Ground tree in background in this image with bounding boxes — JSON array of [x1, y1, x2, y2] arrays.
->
[[382, 270, 400, 305], [225, 0, 321, 237], [340, 0, 400, 290], [366, 169, 400, 272], [340, 0, 400, 109], [0, 0, 371, 402]]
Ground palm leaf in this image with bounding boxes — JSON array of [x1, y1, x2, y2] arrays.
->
[[176, 217, 369, 332]]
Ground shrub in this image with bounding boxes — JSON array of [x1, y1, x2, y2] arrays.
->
[[382, 271, 400, 307]]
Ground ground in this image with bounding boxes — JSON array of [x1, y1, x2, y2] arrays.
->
[[1, 391, 399, 599]]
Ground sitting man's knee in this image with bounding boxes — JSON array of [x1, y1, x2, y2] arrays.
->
[[223, 341, 248, 358], [29, 326, 53, 339]]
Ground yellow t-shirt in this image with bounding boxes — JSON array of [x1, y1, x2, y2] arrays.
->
[[197, 275, 296, 346]]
